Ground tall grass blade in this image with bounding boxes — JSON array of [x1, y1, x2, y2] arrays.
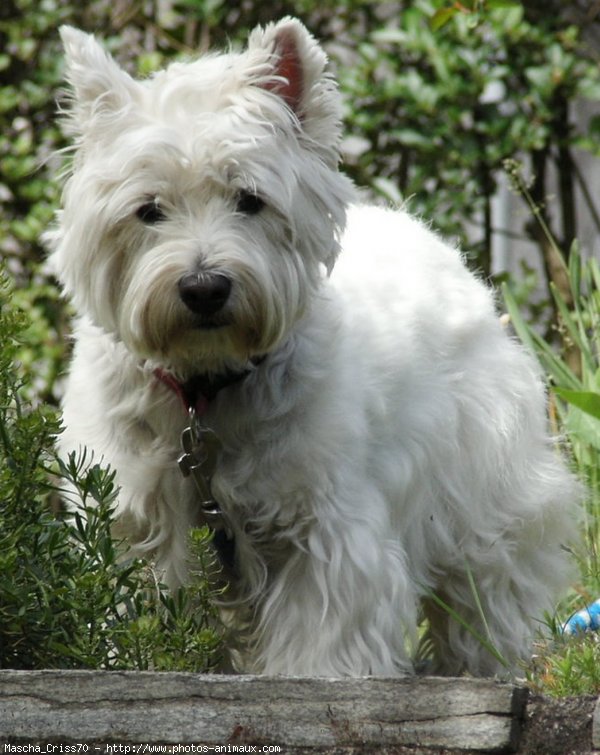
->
[[426, 590, 512, 671], [502, 282, 581, 390]]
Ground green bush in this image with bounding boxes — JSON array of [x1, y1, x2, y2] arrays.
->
[[0, 272, 224, 670]]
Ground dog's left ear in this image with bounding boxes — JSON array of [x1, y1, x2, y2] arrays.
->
[[248, 17, 342, 155]]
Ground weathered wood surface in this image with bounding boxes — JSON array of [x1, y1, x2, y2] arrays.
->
[[0, 671, 526, 752]]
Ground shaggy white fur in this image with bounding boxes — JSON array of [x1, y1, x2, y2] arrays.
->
[[48, 17, 581, 677]]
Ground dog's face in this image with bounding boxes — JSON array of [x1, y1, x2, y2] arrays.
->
[[48, 19, 354, 374]]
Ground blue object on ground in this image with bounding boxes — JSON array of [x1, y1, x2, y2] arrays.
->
[[562, 598, 600, 635]]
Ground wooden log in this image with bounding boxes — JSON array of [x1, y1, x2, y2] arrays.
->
[[0, 671, 527, 752]]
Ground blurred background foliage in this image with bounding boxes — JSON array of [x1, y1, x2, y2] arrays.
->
[[1, 0, 600, 403]]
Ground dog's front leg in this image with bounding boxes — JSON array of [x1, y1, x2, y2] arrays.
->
[[244, 510, 417, 677]]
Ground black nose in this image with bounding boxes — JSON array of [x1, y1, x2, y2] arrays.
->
[[178, 272, 232, 317]]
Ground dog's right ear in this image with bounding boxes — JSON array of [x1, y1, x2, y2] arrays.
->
[[59, 26, 139, 133]]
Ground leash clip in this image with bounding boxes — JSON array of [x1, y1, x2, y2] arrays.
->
[[178, 408, 231, 536]]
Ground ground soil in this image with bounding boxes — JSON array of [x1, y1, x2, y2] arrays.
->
[[518, 694, 597, 755]]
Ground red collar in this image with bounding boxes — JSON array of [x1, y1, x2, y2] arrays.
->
[[153, 359, 262, 416]]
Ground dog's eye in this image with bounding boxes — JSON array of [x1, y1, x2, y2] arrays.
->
[[136, 199, 166, 225], [236, 191, 265, 216]]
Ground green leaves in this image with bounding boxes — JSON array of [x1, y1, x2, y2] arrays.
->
[[0, 274, 224, 671], [430, 0, 522, 31], [504, 240, 600, 645], [553, 389, 600, 423], [339, 0, 600, 276], [430, 8, 457, 31]]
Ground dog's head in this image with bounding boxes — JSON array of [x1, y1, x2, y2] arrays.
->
[[48, 18, 354, 374]]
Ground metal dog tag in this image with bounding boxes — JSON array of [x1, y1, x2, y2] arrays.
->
[[178, 410, 228, 532]]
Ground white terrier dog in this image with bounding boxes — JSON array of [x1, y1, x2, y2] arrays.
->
[[48, 17, 580, 677]]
